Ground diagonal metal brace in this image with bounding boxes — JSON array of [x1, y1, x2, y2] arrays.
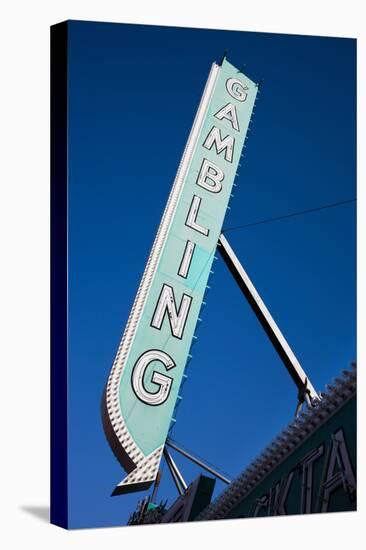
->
[[163, 446, 187, 496], [218, 233, 319, 404], [166, 439, 231, 484]]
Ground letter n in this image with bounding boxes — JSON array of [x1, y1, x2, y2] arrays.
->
[[151, 284, 192, 339]]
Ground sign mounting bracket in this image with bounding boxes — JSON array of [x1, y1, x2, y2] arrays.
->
[[218, 233, 319, 405], [163, 447, 187, 496], [166, 439, 231, 485]]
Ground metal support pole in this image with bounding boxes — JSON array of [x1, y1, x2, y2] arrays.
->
[[218, 233, 319, 403], [166, 439, 231, 485], [163, 447, 187, 496], [151, 469, 162, 502]]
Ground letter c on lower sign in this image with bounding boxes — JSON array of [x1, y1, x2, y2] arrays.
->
[[131, 349, 176, 406]]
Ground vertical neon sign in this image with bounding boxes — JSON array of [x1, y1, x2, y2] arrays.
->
[[102, 58, 258, 495]]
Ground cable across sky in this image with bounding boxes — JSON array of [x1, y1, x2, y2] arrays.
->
[[222, 198, 356, 233]]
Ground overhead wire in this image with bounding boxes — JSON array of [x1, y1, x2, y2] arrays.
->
[[222, 198, 356, 233]]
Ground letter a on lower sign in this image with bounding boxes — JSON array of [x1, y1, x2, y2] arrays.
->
[[102, 57, 258, 495]]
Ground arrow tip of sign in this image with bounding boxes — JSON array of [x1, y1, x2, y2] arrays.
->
[[111, 446, 165, 496]]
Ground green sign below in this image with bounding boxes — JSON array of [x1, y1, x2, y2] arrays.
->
[[197, 367, 356, 519]]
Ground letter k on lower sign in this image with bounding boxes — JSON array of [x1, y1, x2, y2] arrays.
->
[[102, 57, 258, 495]]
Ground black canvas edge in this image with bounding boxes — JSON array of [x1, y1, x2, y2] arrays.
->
[[50, 20, 69, 529]]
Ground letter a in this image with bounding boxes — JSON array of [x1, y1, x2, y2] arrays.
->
[[215, 103, 240, 131]]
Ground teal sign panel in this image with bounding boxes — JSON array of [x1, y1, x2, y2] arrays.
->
[[102, 58, 258, 494]]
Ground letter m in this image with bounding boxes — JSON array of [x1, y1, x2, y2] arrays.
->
[[203, 126, 234, 162]]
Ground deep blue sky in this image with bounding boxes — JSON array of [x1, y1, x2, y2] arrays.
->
[[66, 20, 356, 528]]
